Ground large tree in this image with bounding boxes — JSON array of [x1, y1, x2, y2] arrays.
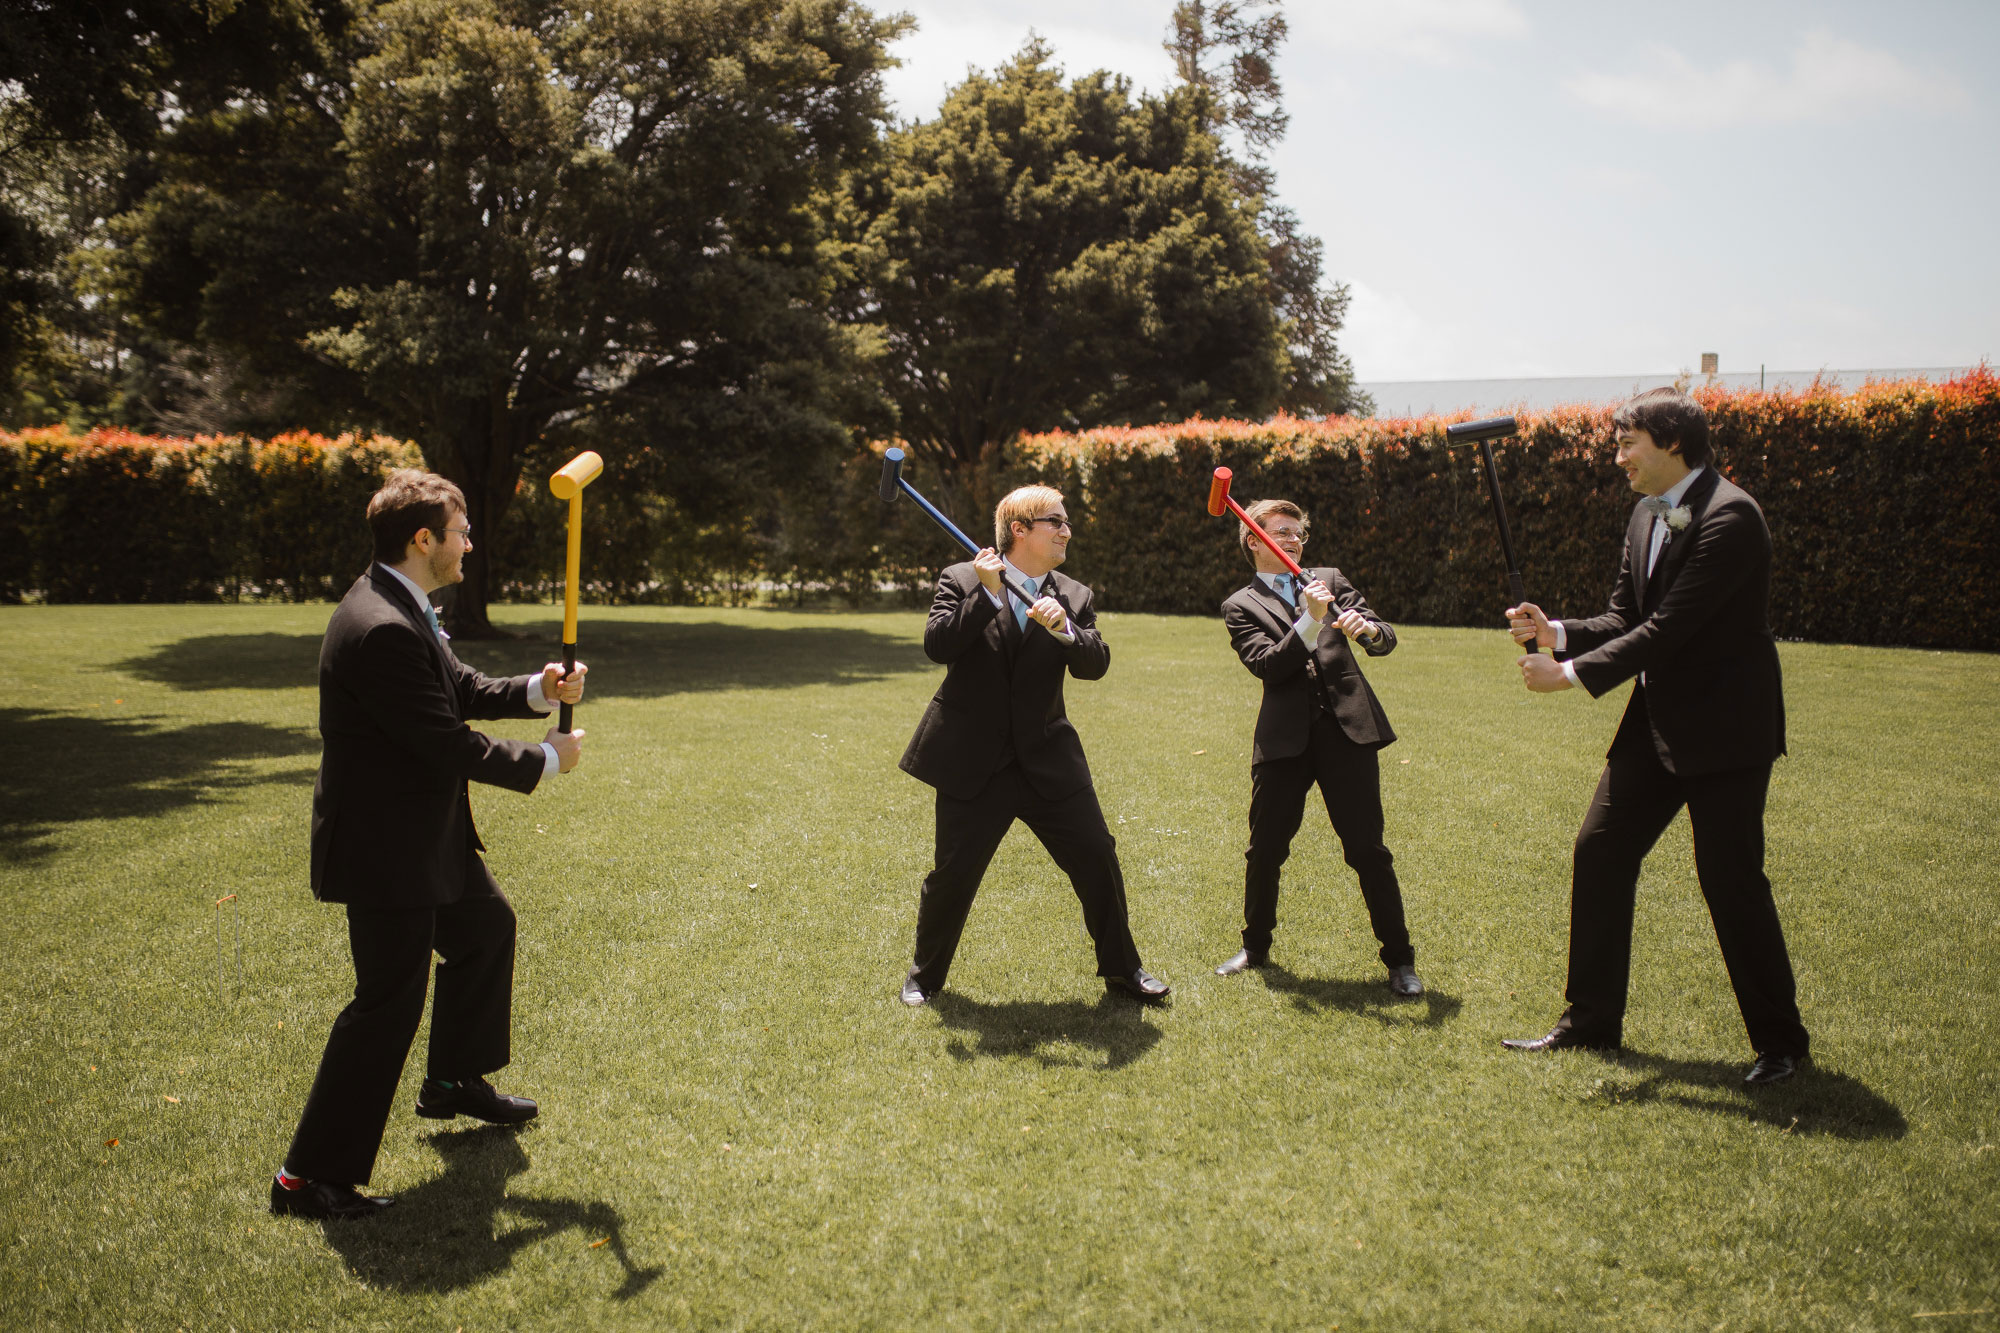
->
[[105, 0, 902, 632], [1166, 0, 1365, 417], [841, 39, 1287, 502]]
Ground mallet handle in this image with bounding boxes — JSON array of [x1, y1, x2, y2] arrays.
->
[[1476, 439, 1526, 599], [893, 476, 1040, 609], [559, 492, 583, 733]]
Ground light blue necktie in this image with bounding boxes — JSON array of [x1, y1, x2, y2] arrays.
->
[[1011, 578, 1041, 631], [1273, 574, 1296, 608], [422, 602, 446, 640], [1640, 495, 1672, 521]]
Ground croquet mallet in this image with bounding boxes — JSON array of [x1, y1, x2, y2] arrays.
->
[[549, 450, 603, 733], [1444, 415, 1529, 610], [879, 447, 1040, 609], [1205, 467, 1309, 580]]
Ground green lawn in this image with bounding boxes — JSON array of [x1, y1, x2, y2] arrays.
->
[[1, 603, 1995, 1331]]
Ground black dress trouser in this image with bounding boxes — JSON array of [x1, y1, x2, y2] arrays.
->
[[909, 762, 1143, 991], [1557, 687, 1810, 1057], [1242, 710, 1413, 966], [284, 857, 517, 1185]]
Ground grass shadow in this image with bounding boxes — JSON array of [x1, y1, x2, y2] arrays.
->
[[0, 707, 316, 862], [931, 991, 1165, 1071], [1578, 1049, 1908, 1141], [321, 1125, 662, 1298], [117, 619, 930, 696], [1260, 964, 1465, 1029]]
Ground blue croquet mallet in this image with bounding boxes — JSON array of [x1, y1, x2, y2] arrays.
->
[[879, 447, 1040, 609]]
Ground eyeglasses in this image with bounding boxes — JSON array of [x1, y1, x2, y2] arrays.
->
[[442, 526, 472, 541], [1265, 527, 1307, 542], [1026, 516, 1072, 532]]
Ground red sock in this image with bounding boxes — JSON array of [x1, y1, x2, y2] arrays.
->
[[275, 1168, 306, 1190]]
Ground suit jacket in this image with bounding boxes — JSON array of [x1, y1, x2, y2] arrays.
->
[[898, 562, 1111, 802], [310, 566, 548, 908], [1222, 567, 1398, 765], [1558, 468, 1786, 776]]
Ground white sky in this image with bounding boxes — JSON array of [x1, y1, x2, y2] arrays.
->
[[875, 0, 1998, 381]]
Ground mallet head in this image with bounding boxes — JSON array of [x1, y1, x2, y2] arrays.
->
[[1444, 416, 1518, 445], [550, 450, 604, 500], [1207, 467, 1233, 517], [880, 447, 906, 504]]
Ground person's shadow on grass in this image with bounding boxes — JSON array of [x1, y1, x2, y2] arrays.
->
[[1576, 1049, 1907, 1140], [322, 1125, 662, 1298], [1260, 964, 1464, 1029], [0, 707, 316, 862], [931, 992, 1165, 1071]]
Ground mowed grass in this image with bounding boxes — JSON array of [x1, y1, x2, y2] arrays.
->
[[0, 602, 1995, 1331]]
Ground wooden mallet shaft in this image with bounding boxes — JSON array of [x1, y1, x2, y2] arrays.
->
[[548, 450, 603, 733], [1206, 468, 1306, 579]]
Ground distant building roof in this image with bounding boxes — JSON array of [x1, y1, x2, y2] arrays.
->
[[1355, 367, 1978, 419]]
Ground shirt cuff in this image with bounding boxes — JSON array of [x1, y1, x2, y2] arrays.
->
[[526, 673, 556, 714], [539, 742, 560, 777], [1291, 611, 1321, 643], [1560, 659, 1581, 688], [1551, 620, 1568, 652]]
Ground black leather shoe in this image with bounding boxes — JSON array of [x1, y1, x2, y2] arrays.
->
[[270, 1176, 394, 1220], [1105, 968, 1171, 1004], [415, 1075, 538, 1125], [1502, 1027, 1621, 1053], [1744, 1053, 1804, 1086], [1214, 948, 1268, 976], [1387, 964, 1424, 997], [900, 976, 935, 1007]]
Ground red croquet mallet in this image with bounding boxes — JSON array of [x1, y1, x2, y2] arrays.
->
[[1206, 467, 1306, 579]]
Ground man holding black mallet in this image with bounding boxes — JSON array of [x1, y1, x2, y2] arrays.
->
[[897, 484, 1169, 1007], [1213, 499, 1422, 995], [271, 470, 589, 1220], [1502, 387, 1810, 1085]]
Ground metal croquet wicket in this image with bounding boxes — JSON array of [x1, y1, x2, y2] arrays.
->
[[215, 893, 241, 994]]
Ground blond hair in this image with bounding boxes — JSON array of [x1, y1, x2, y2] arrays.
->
[[994, 484, 1065, 554], [1238, 498, 1306, 566]]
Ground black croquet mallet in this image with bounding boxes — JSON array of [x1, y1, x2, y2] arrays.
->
[[549, 450, 603, 732], [878, 447, 1040, 610], [1446, 416, 1539, 647]]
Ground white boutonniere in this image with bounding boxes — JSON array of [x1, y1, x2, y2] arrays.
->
[[1665, 505, 1692, 531]]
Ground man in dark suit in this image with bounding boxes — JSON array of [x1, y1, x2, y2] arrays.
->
[[1213, 499, 1422, 995], [271, 470, 589, 1220], [898, 483, 1169, 1007], [1504, 387, 1810, 1085]]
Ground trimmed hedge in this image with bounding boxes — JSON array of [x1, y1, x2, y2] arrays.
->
[[998, 370, 2000, 651], [4, 368, 1995, 650], [0, 428, 422, 603]]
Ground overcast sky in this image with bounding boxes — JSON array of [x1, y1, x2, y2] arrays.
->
[[875, 0, 1998, 381]]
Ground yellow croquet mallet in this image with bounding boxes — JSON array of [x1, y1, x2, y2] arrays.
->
[[549, 450, 604, 733]]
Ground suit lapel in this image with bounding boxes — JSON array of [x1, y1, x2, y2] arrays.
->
[[371, 567, 460, 710], [1645, 469, 1720, 610], [1246, 575, 1302, 642]]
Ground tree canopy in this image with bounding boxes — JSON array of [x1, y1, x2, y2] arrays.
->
[[842, 39, 1287, 499], [104, 0, 904, 629]]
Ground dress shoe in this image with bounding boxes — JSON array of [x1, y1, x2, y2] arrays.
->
[[1214, 948, 1268, 976], [1387, 964, 1424, 998], [415, 1075, 538, 1124], [1105, 968, 1171, 1004], [900, 976, 935, 1007], [270, 1176, 395, 1220], [1744, 1053, 1805, 1086], [1501, 1027, 1620, 1053]]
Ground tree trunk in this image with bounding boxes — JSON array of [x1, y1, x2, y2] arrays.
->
[[431, 390, 526, 639]]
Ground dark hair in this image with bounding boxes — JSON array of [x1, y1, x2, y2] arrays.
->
[[366, 469, 466, 564], [1238, 499, 1306, 566], [1612, 387, 1711, 467]]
